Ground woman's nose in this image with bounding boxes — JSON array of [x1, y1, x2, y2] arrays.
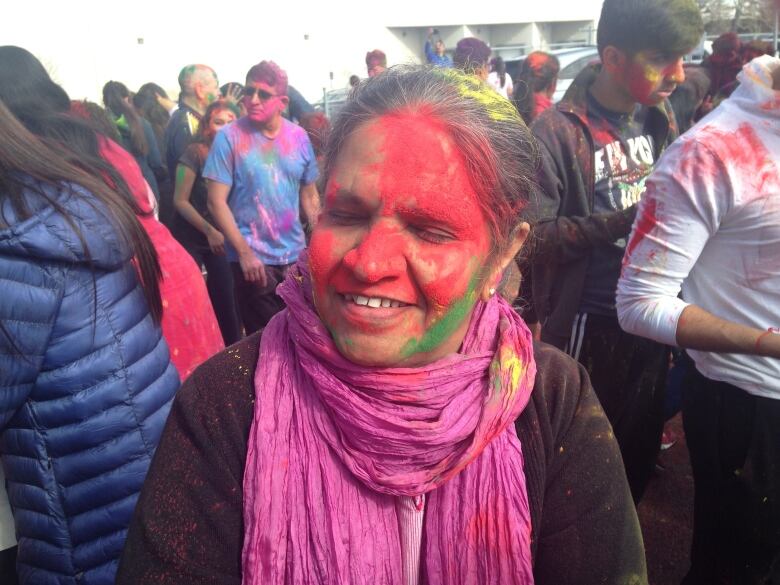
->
[[342, 221, 407, 283]]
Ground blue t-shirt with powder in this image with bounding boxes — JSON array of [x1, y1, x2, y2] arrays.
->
[[203, 117, 319, 265]]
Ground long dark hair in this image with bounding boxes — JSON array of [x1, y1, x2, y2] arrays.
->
[[492, 56, 507, 88], [0, 46, 162, 322], [0, 99, 163, 322], [513, 51, 560, 124], [0, 45, 71, 125], [133, 82, 170, 151], [102, 80, 149, 157], [71, 100, 121, 142]]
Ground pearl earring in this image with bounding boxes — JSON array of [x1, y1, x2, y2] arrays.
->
[[489, 287, 496, 297]]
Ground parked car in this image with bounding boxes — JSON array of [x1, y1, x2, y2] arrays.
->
[[550, 46, 600, 101]]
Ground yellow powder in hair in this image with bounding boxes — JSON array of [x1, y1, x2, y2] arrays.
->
[[438, 68, 521, 123]]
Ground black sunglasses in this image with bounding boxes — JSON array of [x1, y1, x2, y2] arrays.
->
[[243, 87, 277, 100]]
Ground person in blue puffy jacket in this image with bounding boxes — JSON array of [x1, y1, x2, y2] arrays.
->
[[0, 86, 180, 584]]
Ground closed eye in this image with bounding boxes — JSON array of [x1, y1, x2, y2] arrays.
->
[[326, 209, 367, 225], [408, 224, 456, 244]]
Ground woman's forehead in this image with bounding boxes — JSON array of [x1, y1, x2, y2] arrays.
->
[[328, 113, 484, 222], [336, 112, 457, 171]]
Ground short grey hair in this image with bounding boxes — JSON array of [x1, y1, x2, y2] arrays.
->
[[177, 64, 216, 97], [323, 65, 539, 254]]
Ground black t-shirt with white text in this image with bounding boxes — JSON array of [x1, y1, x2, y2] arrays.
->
[[579, 91, 656, 315]]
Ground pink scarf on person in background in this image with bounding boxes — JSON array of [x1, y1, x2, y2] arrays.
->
[[242, 254, 537, 585]]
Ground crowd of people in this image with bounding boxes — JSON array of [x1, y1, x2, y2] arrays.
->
[[0, 0, 778, 583]]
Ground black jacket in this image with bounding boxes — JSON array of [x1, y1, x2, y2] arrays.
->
[[526, 66, 678, 349]]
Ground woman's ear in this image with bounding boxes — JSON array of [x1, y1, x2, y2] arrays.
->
[[480, 222, 530, 301]]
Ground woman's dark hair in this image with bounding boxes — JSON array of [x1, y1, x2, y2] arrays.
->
[[491, 56, 507, 88], [324, 65, 538, 255], [133, 82, 170, 149], [102, 80, 149, 157], [513, 51, 560, 124], [0, 98, 163, 322], [138, 81, 168, 100], [0, 45, 71, 122], [0, 45, 162, 321], [71, 100, 120, 142], [195, 99, 240, 145]]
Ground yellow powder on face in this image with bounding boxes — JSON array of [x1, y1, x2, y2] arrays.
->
[[634, 53, 663, 84]]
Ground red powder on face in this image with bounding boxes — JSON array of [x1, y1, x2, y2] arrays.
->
[[308, 111, 493, 366], [372, 111, 490, 309], [624, 54, 682, 106]]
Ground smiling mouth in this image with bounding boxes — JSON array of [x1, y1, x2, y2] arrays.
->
[[342, 293, 410, 309]]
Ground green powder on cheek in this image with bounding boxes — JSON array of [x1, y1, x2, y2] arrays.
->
[[400, 271, 482, 358], [316, 287, 355, 350]]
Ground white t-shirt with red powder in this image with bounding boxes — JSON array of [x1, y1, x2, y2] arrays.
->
[[617, 55, 780, 399]]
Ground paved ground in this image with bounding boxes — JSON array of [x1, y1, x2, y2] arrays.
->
[[637, 413, 694, 585]]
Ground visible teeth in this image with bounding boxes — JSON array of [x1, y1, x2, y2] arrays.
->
[[344, 294, 406, 309]]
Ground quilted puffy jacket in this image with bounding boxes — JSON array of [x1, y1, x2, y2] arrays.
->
[[0, 180, 180, 584]]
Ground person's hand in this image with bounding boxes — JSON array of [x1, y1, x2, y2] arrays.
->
[[239, 250, 267, 286], [206, 226, 225, 255], [155, 93, 177, 112], [224, 84, 242, 105]]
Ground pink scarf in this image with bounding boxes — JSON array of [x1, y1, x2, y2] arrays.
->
[[242, 255, 537, 584]]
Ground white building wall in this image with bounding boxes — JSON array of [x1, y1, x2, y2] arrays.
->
[[2, 0, 602, 105]]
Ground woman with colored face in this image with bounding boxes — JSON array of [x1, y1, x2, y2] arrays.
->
[[118, 67, 646, 585], [172, 100, 243, 345]]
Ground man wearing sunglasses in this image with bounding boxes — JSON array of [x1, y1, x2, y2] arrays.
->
[[205, 60, 320, 334]]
